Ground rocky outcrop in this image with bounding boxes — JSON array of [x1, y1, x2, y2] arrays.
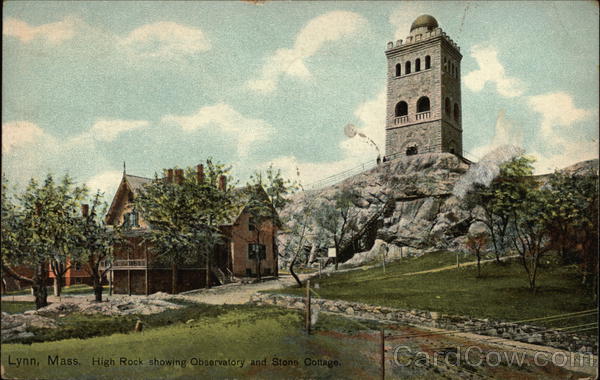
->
[[34, 296, 183, 316], [1, 295, 184, 342], [279, 153, 599, 266], [279, 153, 473, 265], [1, 312, 57, 341]]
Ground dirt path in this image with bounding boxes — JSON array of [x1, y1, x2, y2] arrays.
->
[[401, 254, 519, 276], [181, 274, 308, 304]]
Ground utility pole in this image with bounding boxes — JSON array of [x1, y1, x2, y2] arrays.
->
[[380, 328, 385, 379], [305, 280, 311, 334]]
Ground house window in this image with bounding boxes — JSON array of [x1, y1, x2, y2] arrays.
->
[[406, 146, 418, 156], [248, 244, 266, 260], [405, 61, 411, 75], [445, 97, 451, 115], [395, 63, 401, 77], [249, 217, 256, 231], [415, 58, 421, 72], [395, 101, 408, 117], [425, 55, 431, 69], [123, 210, 139, 228]]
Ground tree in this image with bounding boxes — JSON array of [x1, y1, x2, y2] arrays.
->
[[494, 156, 550, 293], [545, 170, 598, 299], [76, 191, 122, 302], [135, 160, 236, 292], [279, 192, 319, 287], [465, 165, 524, 264], [45, 175, 88, 296], [245, 165, 298, 282], [1, 175, 86, 308], [465, 232, 488, 277], [313, 188, 360, 270]]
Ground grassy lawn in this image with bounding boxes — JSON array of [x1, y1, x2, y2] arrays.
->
[[1, 305, 394, 379], [269, 252, 597, 332], [1, 301, 36, 314], [11, 302, 258, 344]]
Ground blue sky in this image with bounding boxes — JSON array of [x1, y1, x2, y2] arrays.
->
[[3, 1, 598, 200]]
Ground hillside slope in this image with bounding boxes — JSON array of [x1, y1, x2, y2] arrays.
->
[[279, 153, 598, 265]]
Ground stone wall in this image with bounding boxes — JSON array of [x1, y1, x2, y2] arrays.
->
[[251, 293, 597, 355]]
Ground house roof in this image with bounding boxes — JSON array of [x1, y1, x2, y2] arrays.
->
[[105, 173, 278, 228], [105, 173, 153, 225], [124, 174, 153, 193]]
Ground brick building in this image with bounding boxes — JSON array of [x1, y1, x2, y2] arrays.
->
[[47, 259, 93, 287], [385, 14, 463, 158], [104, 166, 278, 295]]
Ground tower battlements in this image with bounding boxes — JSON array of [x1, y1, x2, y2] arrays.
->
[[386, 28, 460, 52]]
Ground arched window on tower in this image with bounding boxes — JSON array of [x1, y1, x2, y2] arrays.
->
[[425, 55, 431, 69], [417, 96, 430, 113], [395, 101, 408, 117], [415, 58, 421, 72], [454, 104, 460, 122], [395, 63, 401, 77], [405, 61, 411, 75], [445, 97, 451, 115]]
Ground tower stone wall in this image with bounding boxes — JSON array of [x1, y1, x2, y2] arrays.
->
[[385, 15, 463, 158]]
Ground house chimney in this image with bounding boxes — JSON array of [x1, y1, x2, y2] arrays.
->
[[218, 175, 227, 191], [166, 168, 174, 183], [196, 164, 205, 184], [175, 169, 184, 185], [81, 204, 89, 217]]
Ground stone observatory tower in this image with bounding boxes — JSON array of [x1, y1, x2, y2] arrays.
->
[[384, 14, 463, 158]]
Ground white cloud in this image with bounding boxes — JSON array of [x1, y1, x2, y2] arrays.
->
[[389, 2, 429, 41], [162, 103, 273, 157], [464, 45, 526, 98], [263, 88, 385, 186], [3, 17, 78, 44], [340, 88, 386, 159], [119, 21, 211, 59], [89, 119, 149, 142], [85, 170, 123, 199], [528, 92, 593, 141], [2, 121, 50, 154], [527, 92, 597, 173], [469, 110, 523, 160], [531, 140, 598, 174], [247, 11, 367, 93]]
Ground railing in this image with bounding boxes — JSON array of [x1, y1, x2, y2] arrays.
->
[[394, 116, 409, 125], [111, 259, 147, 269], [415, 111, 430, 120], [304, 160, 378, 190]]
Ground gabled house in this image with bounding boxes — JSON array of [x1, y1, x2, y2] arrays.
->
[[104, 166, 278, 295]]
